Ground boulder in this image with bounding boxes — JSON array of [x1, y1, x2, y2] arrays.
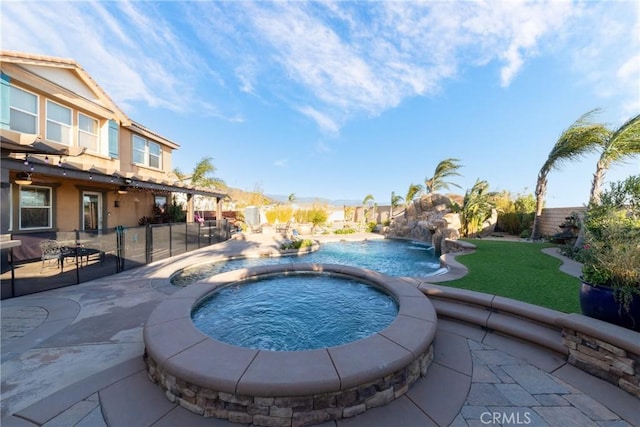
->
[[442, 213, 462, 231]]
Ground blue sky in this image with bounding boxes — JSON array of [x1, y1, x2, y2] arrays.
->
[[2, 1, 639, 207]]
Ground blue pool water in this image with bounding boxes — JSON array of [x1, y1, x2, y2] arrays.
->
[[192, 273, 398, 351], [173, 239, 443, 286]]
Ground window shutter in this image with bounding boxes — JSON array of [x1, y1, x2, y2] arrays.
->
[[0, 73, 10, 129], [108, 119, 119, 158]]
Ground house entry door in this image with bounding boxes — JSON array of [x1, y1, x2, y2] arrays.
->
[[83, 192, 102, 230]]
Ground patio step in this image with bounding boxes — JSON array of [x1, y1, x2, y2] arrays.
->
[[420, 283, 567, 355]]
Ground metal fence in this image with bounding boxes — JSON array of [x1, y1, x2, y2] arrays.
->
[[1, 220, 231, 298]]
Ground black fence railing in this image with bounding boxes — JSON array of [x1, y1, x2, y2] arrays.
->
[[1, 220, 231, 299]]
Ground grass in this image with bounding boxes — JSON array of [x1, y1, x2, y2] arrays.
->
[[446, 239, 582, 314]]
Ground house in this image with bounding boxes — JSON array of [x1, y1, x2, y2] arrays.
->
[[0, 51, 226, 260]]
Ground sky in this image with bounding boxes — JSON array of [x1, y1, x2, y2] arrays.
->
[[2, 0, 639, 207]]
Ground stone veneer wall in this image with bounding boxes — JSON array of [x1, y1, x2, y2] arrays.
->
[[145, 345, 433, 427], [561, 328, 639, 398]]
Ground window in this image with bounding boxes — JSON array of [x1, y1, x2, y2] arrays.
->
[[132, 134, 162, 169], [108, 120, 119, 158], [19, 186, 52, 230], [155, 196, 167, 213], [133, 135, 146, 164], [10, 86, 38, 134], [149, 141, 161, 168], [46, 100, 72, 144], [78, 113, 99, 151]]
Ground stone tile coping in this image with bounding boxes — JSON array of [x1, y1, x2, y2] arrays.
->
[[144, 263, 437, 397], [420, 283, 568, 355], [419, 280, 640, 359], [557, 313, 640, 355]]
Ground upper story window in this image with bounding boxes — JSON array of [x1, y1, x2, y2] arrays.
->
[[78, 113, 99, 152], [9, 85, 38, 134], [132, 134, 162, 169], [46, 100, 72, 145], [19, 185, 52, 230]]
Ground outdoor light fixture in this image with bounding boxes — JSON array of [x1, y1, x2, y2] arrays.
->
[[15, 172, 32, 185], [117, 186, 129, 195]]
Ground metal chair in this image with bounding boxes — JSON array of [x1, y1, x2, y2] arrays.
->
[[39, 240, 62, 272]]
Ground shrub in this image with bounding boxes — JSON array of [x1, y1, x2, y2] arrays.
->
[[582, 175, 640, 313], [366, 222, 377, 232], [334, 228, 356, 234], [295, 205, 328, 228], [280, 239, 314, 250], [265, 205, 294, 225]]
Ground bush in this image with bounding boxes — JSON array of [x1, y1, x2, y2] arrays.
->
[[334, 228, 356, 234], [498, 212, 534, 236], [366, 222, 377, 232], [266, 205, 294, 224], [295, 205, 328, 228], [280, 239, 314, 250]]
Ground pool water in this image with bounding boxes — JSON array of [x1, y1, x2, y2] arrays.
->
[[192, 273, 398, 351], [173, 239, 443, 286]]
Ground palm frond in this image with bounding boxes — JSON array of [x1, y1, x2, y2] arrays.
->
[[426, 158, 463, 193], [602, 113, 640, 164]]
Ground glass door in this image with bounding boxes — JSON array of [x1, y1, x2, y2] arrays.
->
[[83, 192, 102, 230]]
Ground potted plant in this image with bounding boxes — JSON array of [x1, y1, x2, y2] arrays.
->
[[579, 175, 640, 330]]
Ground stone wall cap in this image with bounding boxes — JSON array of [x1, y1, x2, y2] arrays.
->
[[557, 313, 640, 354]]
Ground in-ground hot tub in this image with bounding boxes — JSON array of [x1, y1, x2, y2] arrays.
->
[[144, 263, 437, 427]]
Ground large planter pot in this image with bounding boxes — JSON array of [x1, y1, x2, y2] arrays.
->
[[579, 282, 640, 331]]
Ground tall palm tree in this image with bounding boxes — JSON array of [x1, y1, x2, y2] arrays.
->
[[405, 183, 423, 205], [191, 157, 226, 190], [425, 158, 463, 194], [589, 113, 640, 205], [390, 191, 404, 222], [530, 110, 607, 239], [362, 194, 374, 224]]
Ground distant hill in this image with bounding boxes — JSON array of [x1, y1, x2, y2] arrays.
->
[[266, 194, 361, 207]]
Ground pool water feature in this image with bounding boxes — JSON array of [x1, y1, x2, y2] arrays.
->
[[172, 239, 444, 286], [192, 273, 398, 351]]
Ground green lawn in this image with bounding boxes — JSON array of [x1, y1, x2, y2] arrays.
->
[[446, 239, 582, 314]]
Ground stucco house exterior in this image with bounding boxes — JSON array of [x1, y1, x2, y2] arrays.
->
[[0, 51, 226, 260]]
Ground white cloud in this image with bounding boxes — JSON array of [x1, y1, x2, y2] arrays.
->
[[2, 0, 637, 128], [298, 106, 340, 134], [274, 159, 288, 167]]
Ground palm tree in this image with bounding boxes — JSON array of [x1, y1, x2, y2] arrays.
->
[[390, 191, 404, 222], [425, 158, 463, 194], [589, 113, 640, 205], [461, 179, 495, 237], [405, 183, 423, 205], [362, 194, 374, 225], [531, 110, 607, 239], [191, 157, 226, 190]]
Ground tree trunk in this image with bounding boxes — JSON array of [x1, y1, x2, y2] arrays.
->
[[531, 175, 547, 240], [589, 158, 609, 205]]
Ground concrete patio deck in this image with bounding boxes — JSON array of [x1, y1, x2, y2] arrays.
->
[[1, 234, 638, 426]]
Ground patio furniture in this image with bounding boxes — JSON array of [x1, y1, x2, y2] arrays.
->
[[59, 245, 102, 271], [39, 240, 63, 272], [248, 223, 263, 234]]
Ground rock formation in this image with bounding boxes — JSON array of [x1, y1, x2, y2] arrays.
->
[[387, 193, 462, 254]]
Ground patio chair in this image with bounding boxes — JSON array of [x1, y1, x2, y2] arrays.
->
[[248, 222, 263, 234], [276, 220, 292, 236], [39, 240, 62, 272]]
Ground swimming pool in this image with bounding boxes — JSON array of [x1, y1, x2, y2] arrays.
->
[[172, 239, 444, 286], [192, 272, 398, 351], [145, 264, 437, 425]]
